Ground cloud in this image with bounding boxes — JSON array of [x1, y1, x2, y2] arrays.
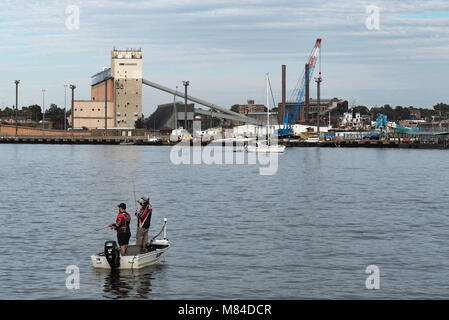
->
[[0, 0, 448, 112]]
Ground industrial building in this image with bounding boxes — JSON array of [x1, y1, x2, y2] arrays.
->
[[72, 49, 143, 129], [279, 98, 348, 126], [238, 100, 266, 114], [146, 102, 195, 130]]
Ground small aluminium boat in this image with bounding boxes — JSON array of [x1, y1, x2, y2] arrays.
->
[[91, 218, 170, 270]]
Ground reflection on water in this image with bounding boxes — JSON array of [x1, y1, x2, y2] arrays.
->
[[94, 265, 164, 299]]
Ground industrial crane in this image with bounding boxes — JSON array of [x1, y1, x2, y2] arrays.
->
[[363, 114, 388, 140], [375, 114, 387, 130], [277, 38, 322, 136]]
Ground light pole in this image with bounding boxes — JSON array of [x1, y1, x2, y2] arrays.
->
[[315, 72, 322, 138], [42, 89, 46, 134], [15, 80, 19, 136], [64, 85, 68, 131], [104, 79, 108, 136], [70, 84, 76, 137], [183, 81, 189, 132], [114, 80, 119, 128], [174, 86, 178, 130]]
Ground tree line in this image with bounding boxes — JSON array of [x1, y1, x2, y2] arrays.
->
[[0, 104, 70, 130], [351, 103, 449, 122]]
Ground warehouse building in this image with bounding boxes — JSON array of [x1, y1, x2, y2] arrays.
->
[[146, 102, 195, 130]]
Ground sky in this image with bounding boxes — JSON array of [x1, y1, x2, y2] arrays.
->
[[0, 0, 448, 117]]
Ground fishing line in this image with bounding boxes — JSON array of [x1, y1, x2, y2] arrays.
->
[[132, 180, 138, 213], [93, 225, 111, 232]]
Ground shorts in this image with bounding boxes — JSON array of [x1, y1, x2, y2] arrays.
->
[[117, 232, 131, 246]]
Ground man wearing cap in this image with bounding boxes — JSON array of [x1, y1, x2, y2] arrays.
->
[[109, 203, 131, 256], [135, 195, 152, 252]]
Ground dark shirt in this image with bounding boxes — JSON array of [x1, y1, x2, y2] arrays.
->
[[136, 203, 152, 229], [114, 211, 131, 234]]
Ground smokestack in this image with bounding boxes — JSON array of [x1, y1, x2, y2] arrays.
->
[[280, 65, 286, 125]]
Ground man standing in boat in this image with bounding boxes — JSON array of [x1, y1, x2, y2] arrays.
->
[[109, 203, 131, 256], [135, 195, 152, 252]]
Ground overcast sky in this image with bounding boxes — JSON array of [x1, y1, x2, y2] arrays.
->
[[0, 0, 448, 116]]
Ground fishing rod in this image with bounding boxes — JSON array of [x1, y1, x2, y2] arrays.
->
[[132, 180, 138, 212], [93, 225, 112, 232], [94, 181, 139, 233]]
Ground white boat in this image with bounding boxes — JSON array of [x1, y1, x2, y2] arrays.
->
[[246, 143, 285, 153], [246, 73, 286, 154], [170, 128, 191, 142], [304, 137, 320, 143], [147, 136, 161, 143], [91, 218, 170, 270], [209, 136, 256, 145]]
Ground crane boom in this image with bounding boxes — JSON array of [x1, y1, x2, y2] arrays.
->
[[278, 39, 322, 135]]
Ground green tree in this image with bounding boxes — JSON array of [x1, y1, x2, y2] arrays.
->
[[352, 105, 370, 115], [394, 106, 410, 121], [44, 104, 66, 130], [230, 104, 240, 113], [0, 107, 14, 120], [21, 104, 42, 122], [433, 103, 449, 115], [135, 116, 145, 129]]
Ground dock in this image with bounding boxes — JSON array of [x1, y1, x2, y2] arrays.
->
[[2, 134, 449, 149], [285, 139, 449, 149], [0, 135, 173, 145]]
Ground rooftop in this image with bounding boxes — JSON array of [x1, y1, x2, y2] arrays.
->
[[91, 68, 112, 86], [111, 48, 142, 59]]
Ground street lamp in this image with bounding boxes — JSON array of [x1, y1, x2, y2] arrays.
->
[[173, 86, 178, 130], [315, 72, 323, 137], [104, 78, 108, 136], [64, 85, 68, 131], [70, 84, 76, 137], [114, 79, 119, 128], [42, 89, 46, 134], [14, 80, 20, 136], [183, 81, 189, 131]]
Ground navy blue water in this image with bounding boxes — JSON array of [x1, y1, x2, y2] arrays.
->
[[1, 144, 449, 299]]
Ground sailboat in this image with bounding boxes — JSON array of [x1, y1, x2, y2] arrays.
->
[[246, 73, 286, 153]]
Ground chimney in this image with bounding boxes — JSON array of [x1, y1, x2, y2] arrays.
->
[[280, 65, 286, 125]]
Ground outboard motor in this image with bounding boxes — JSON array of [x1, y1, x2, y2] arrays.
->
[[104, 241, 120, 269]]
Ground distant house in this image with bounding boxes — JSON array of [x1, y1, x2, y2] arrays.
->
[[409, 109, 421, 120], [238, 100, 266, 114]]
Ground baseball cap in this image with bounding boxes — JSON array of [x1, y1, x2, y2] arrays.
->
[[118, 203, 126, 210]]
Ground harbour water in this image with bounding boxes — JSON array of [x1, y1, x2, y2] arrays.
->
[[1, 144, 449, 299]]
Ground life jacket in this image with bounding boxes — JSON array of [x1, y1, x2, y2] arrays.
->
[[115, 211, 131, 234], [137, 203, 152, 229]]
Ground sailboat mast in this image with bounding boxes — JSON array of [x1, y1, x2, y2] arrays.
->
[[266, 73, 270, 139]]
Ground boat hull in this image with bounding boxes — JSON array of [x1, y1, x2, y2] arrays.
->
[[246, 145, 286, 153], [91, 243, 169, 270]]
